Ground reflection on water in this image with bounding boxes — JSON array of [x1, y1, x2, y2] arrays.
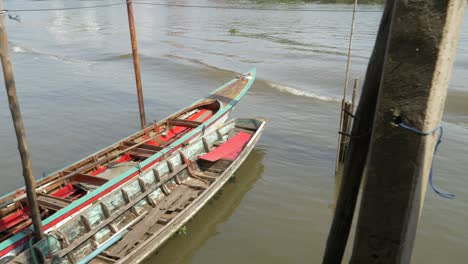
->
[[143, 149, 266, 264]]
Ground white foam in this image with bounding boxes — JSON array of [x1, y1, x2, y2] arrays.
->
[[12, 45, 28, 53], [267, 82, 339, 102]]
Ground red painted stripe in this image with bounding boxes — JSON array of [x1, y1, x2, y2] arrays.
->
[[0, 237, 28, 256]]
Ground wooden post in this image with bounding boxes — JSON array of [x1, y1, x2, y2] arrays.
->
[[0, 3, 44, 241], [350, 1, 466, 263], [351, 79, 359, 113], [322, 1, 396, 263], [126, 0, 146, 129], [338, 102, 352, 163]]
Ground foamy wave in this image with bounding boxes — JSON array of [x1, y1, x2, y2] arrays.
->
[[11, 43, 43, 56], [267, 82, 339, 102], [12, 45, 29, 53]]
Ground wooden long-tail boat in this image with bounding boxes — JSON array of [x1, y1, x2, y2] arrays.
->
[[11, 117, 266, 264], [0, 69, 256, 262]]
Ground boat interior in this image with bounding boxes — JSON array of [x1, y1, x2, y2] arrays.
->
[[13, 119, 263, 264], [0, 100, 221, 242]]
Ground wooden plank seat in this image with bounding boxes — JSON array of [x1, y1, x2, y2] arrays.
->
[[37, 194, 71, 211], [70, 174, 109, 186], [167, 118, 202, 128], [122, 141, 163, 152], [128, 150, 153, 160]]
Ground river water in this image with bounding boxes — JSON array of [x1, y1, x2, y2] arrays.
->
[[0, 1, 467, 263]]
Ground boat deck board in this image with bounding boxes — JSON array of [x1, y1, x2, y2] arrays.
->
[[109, 185, 192, 257]]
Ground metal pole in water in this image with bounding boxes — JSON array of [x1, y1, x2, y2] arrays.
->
[[126, 0, 146, 129], [323, 0, 394, 262], [334, 0, 358, 175], [0, 2, 44, 241]]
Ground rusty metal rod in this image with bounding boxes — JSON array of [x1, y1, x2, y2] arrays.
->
[[0, 3, 44, 241], [126, 0, 146, 129]]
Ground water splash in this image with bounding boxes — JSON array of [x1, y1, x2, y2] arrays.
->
[[266, 82, 339, 102], [12, 45, 29, 53]]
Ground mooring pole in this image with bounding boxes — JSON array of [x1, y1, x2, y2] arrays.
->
[[0, 2, 44, 241], [350, 1, 465, 263], [322, 1, 395, 263], [126, 0, 146, 129], [350, 79, 358, 113], [334, 0, 358, 175]]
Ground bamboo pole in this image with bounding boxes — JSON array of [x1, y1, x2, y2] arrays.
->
[[126, 0, 146, 129], [334, 0, 358, 176], [322, 1, 396, 263], [350, 1, 466, 262], [0, 4, 44, 241]]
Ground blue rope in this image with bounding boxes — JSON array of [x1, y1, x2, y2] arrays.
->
[[398, 122, 455, 199]]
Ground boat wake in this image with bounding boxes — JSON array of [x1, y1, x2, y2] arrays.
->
[[11, 42, 39, 54], [266, 82, 339, 102], [11, 42, 73, 62]]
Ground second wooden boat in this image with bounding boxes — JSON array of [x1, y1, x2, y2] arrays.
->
[[12, 117, 266, 264]]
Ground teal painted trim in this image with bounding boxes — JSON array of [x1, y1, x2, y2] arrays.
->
[[0, 68, 256, 253], [77, 232, 125, 264]]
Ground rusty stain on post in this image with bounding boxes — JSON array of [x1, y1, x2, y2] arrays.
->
[[126, 0, 146, 129], [0, 2, 44, 241]]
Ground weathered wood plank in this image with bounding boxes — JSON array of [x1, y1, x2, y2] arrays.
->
[[192, 172, 217, 182], [58, 163, 189, 258], [95, 254, 117, 263], [168, 118, 202, 128], [167, 188, 198, 212], [128, 151, 153, 159], [109, 186, 189, 256], [122, 141, 163, 152], [71, 174, 108, 186], [37, 194, 71, 211]]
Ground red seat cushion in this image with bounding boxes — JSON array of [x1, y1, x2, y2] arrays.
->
[[200, 132, 251, 162]]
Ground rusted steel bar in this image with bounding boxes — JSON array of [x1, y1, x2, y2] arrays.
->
[[126, 0, 146, 129], [0, 2, 44, 241]]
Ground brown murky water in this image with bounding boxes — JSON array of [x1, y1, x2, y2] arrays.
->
[[0, 1, 467, 263]]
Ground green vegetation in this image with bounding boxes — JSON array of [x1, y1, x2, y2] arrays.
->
[[178, 225, 188, 235], [229, 28, 239, 35]]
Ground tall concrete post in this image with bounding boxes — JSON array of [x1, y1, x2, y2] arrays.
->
[[350, 1, 466, 263]]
